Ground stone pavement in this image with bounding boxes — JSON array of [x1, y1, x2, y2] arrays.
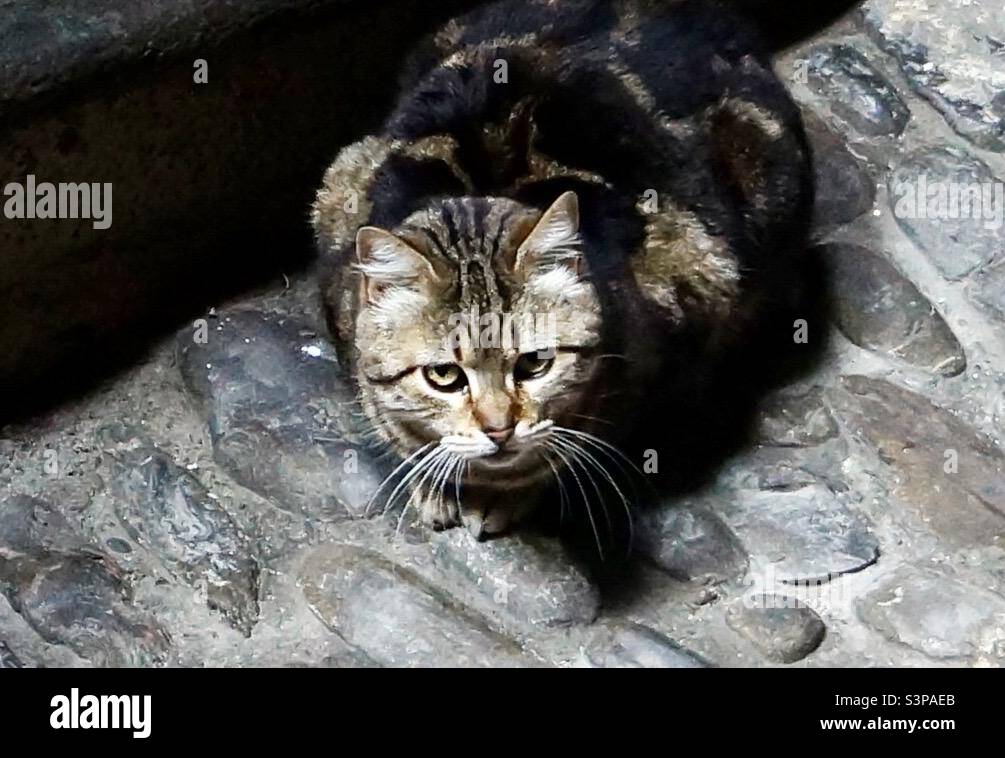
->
[[1, 0, 1003, 667]]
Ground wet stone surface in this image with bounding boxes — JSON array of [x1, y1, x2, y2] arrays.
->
[[969, 261, 1005, 325], [829, 376, 1005, 550], [863, 0, 1005, 151], [0, 496, 170, 667], [178, 309, 385, 521], [887, 147, 1004, 280], [428, 528, 600, 629], [823, 242, 966, 376], [299, 543, 539, 667], [638, 505, 749, 584], [807, 43, 910, 138], [857, 566, 1005, 661], [721, 484, 880, 583], [742, 435, 854, 496], [756, 385, 840, 448], [581, 622, 711, 668], [102, 426, 261, 637], [0, 641, 23, 668]]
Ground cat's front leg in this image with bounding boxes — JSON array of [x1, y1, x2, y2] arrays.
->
[[458, 497, 537, 541], [413, 483, 534, 539]]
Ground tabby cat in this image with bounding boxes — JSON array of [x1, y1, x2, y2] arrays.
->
[[312, 0, 814, 541]]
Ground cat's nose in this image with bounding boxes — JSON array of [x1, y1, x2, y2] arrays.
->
[[484, 426, 515, 445]]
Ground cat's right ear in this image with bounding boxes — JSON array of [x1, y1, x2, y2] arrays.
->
[[513, 191, 583, 276], [354, 226, 438, 303]]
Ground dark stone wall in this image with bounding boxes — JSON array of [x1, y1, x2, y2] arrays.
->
[[0, 0, 474, 418]]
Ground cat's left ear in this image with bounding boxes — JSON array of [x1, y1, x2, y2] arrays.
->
[[513, 191, 583, 276], [354, 226, 438, 303]]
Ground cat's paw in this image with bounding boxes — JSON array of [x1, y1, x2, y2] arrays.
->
[[460, 503, 533, 541], [419, 493, 461, 531]]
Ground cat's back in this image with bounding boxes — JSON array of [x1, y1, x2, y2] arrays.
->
[[384, 0, 811, 275], [314, 0, 814, 358], [394, 0, 777, 129]]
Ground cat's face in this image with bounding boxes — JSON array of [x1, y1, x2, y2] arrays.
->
[[352, 192, 603, 480]]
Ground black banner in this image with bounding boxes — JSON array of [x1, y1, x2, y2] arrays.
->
[[2, 668, 993, 744]]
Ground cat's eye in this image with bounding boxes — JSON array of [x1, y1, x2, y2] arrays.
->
[[422, 363, 468, 392], [514, 353, 554, 382]]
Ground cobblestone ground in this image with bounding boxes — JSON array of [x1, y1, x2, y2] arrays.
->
[[2, 1, 1004, 667]]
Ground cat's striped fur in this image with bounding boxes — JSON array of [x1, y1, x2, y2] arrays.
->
[[312, 0, 813, 540]]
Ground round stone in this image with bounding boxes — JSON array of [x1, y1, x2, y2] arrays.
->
[[821, 242, 966, 376], [726, 597, 827, 663], [807, 43, 910, 138]]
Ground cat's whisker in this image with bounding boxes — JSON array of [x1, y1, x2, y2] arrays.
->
[[544, 441, 605, 561], [421, 449, 454, 511], [453, 457, 467, 511], [552, 426, 650, 483], [552, 428, 640, 489], [395, 447, 451, 538], [450, 457, 466, 511], [540, 451, 570, 527], [551, 432, 634, 549], [365, 441, 435, 518], [433, 453, 462, 522], [431, 452, 459, 517], [554, 426, 653, 518], [549, 436, 614, 539], [382, 444, 444, 518], [569, 412, 615, 428]]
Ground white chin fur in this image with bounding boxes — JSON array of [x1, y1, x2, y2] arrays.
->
[[515, 419, 553, 439], [440, 433, 498, 459], [439, 420, 553, 459]]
